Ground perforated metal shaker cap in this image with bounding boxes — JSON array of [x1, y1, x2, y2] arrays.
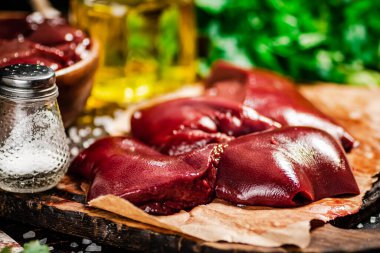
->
[[0, 64, 58, 100]]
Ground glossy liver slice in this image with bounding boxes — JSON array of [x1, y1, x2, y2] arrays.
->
[[205, 61, 357, 152], [131, 96, 280, 155], [216, 127, 360, 206]]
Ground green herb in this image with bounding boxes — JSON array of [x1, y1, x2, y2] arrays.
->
[[21, 241, 49, 253], [0, 247, 11, 253], [1, 241, 49, 253], [196, 0, 380, 85]]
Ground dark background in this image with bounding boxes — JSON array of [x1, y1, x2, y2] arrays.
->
[[1, 0, 69, 14]]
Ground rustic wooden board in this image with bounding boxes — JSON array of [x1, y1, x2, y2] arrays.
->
[[0, 175, 379, 253], [1, 85, 380, 252]]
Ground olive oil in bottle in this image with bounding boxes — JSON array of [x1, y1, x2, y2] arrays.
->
[[70, 0, 196, 105]]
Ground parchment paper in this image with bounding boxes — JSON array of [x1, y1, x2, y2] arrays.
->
[[89, 85, 380, 248]]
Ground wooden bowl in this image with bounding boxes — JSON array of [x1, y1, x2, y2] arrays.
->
[[56, 40, 99, 128], [0, 11, 99, 128]]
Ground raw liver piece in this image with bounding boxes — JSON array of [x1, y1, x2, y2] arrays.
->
[[0, 14, 89, 70], [0, 18, 31, 39], [69, 137, 222, 215], [69, 128, 359, 214], [205, 61, 357, 152], [0, 40, 66, 70], [27, 17, 86, 46], [131, 97, 280, 155], [216, 127, 360, 206]]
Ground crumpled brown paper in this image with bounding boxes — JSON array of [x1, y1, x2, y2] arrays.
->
[[89, 85, 380, 248]]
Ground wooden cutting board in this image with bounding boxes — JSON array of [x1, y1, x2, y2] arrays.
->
[[1, 85, 380, 252]]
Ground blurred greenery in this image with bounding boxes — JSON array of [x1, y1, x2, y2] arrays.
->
[[196, 0, 380, 85], [158, 5, 180, 72]]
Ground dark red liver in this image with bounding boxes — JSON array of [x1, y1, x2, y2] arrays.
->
[[69, 127, 359, 214], [216, 127, 360, 206], [205, 61, 357, 152], [69, 137, 221, 215], [0, 14, 89, 70], [131, 96, 280, 155]]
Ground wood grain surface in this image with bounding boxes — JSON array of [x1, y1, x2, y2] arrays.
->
[[1, 85, 380, 252]]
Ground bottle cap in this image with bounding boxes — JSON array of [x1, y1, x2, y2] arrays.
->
[[0, 64, 58, 100]]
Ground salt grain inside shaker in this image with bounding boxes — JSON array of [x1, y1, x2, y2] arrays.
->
[[0, 64, 70, 193]]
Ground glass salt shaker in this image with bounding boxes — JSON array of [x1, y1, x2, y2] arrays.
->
[[0, 64, 70, 193]]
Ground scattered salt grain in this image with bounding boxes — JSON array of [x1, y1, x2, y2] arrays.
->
[[23, 231, 36, 239], [92, 128, 102, 137], [370, 216, 377, 224], [71, 135, 81, 144], [70, 242, 79, 248], [79, 127, 91, 138], [48, 246, 54, 251], [357, 223, 364, 229], [94, 116, 113, 127], [114, 109, 124, 118], [349, 111, 362, 120], [39, 238, 47, 245], [93, 115, 116, 134], [83, 138, 95, 149], [365, 152, 374, 159], [69, 127, 81, 144], [71, 147, 80, 156], [82, 238, 92, 245], [133, 111, 141, 119], [69, 127, 78, 139], [85, 243, 102, 252]]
